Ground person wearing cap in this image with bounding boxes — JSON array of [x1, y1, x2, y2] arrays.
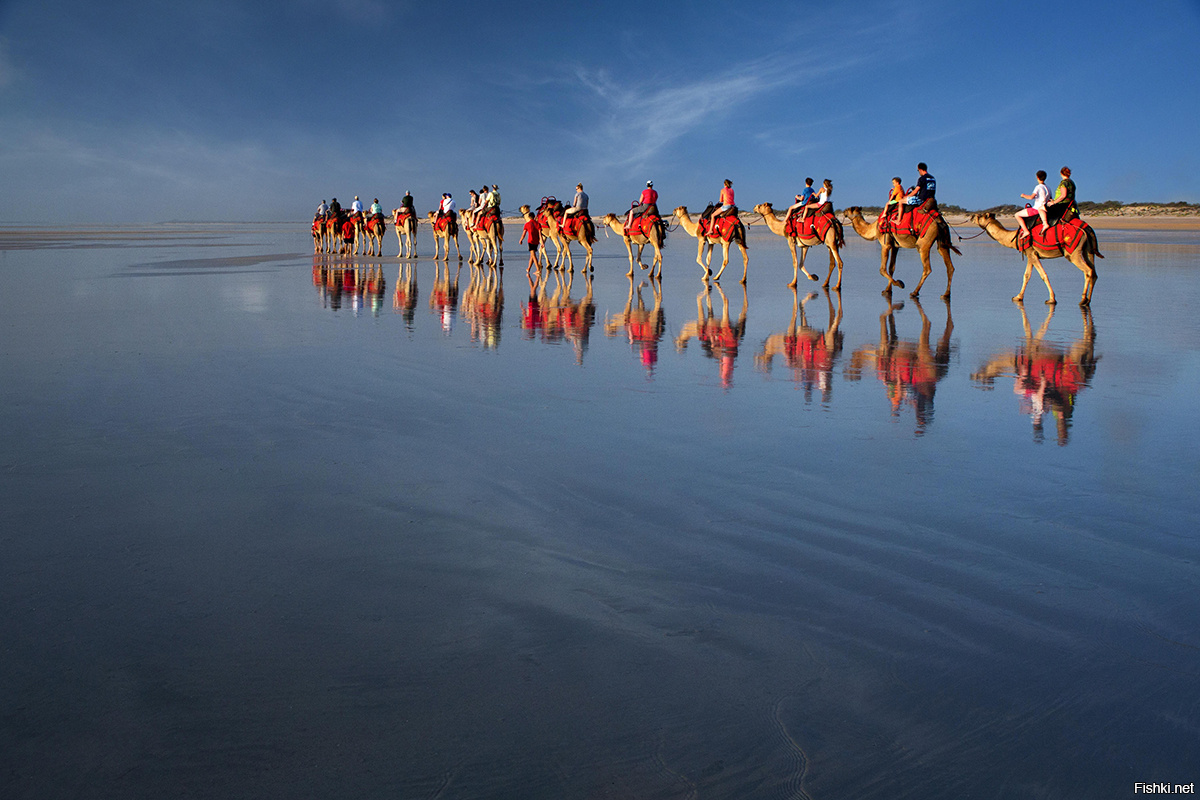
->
[[626, 180, 659, 228], [440, 192, 457, 216], [486, 185, 501, 209], [563, 183, 589, 222]]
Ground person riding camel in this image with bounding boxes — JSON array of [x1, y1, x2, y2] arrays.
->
[[1016, 171, 1051, 236], [563, 183, 589, 228], [316, 200, 328, 220], [705, 179, 736, 234], [328, 197, 342, 218], [785, 178, 817, 222], [350, 196, 363, 217], [803, 179, 834, 218], [901, 163, 937, 223], [1045, 166, 1077, 225], [626, 180, 659, 229], [884, 177, 905, 226], [369, 198, 384, 221], [399, 191, 415, 217]]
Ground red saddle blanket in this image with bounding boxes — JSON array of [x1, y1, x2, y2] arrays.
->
[[699, 214, 740, 241], [784, 211, 837, 241], [312, 218, 323, 234], [1017, 218, 1089, 255], [560, 213, 591, 238], [879, 207, 941, 239], [366, 216, 385, 234], [626, 214, 661, 238], [434, 213, 459, 233], [475, 210, 500, 233], [393, 208, 414, 225]]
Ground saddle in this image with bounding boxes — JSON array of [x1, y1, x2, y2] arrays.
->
[[560, 211, 591, 238], [626, 212, 661, 238], [366, 215, 385, 234], [394, 207, 414, 225], [784, 209, 838, 241], [475, 208, 500, 233], [881, 206, 941, 238], [699, 207, 740, 241], [1017, 217, 1090, 255], [435, 212, 459, 235]]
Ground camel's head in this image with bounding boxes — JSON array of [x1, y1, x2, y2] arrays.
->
[[672, 206, 688, 218], [601, 213, 618, 223], [970, 212, 996, 228], [753, 203, 774, 215]]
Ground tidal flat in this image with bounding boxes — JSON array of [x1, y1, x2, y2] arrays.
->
[[1, 221, 1198, 799]]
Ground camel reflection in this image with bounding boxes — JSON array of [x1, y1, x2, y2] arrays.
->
[[429, 262, 461, 334], [847, 298, 954, 435], [539, 269, 595, 364], [462, 263, 504, 349], [972, 305, 1098, 446], [392, 263, 418, 327], [676, 282, 748, 388], [314, 256, 385, 314], [604, 275, 666, 375], [756, 287, 843, 403]]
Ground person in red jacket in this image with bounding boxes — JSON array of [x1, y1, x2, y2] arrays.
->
[[626, 180, 659, 229]]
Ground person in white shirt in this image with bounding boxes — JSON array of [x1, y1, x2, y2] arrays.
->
[[563, 183, 589, 220], [317, 200, 328, 218], [350, 196, 363, 215], [1016, 171, 1051, 235], [440, 193, 457, 215]]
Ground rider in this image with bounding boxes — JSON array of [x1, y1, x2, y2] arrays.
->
[[803, 179, 834, 217], [328, 197, 342, 217], [316, 200, 328, 219], [440, 192, 457, 218], [399, 191, 415, 216], [369, 198, 384, 219], [350, 196, 364, 217], [785, 178, 817, 221], [563, 183, 589, 223], [626, 180, 658, 228], [903, 162, 937, 216], [1016, 170, 1050, 235], [884, 177, 905, 225], [708, 179, 736, 230], [1045, 166, 1077, 224]]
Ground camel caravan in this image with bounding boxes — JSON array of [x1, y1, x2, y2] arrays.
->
[[310, 164, 1103, 305]]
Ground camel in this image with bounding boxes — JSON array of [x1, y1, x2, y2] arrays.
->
[[458, 208, 483, 264], [847, 297, 954, 435], [600, 211, 667, 278], [604, 274, 666, 372], [676, 282, 748, 387], [532, 199, 568, 268], [971, 304, 1098, 445], [752, 203, 838, 289], [359, 214, 386, 257], [311, 217, 327, 254], [843, 206, 961, 299], [756, 287, 843, 403], [970, 212, 1101, 306], [540, 201, 595, 273], [391, 208, 418, 258], [424, 211, 463, 262], [671, 206, 749, 283], [471, 208, 505, 267]]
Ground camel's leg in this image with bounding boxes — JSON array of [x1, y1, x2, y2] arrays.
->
[[711, 242, 730, 282], [623, 239, 636, 277], [788, 239, 801, 288], [695, 239, 711, 278], [828, 242, 844, 292], [1013, 259, 1034, 303], [1074, 251, 1097, 306], [738, 243, 749, 284], [911, 244, 934, 298], [880, 244, 904, 293], [937, 245, 955, 299], [453, 234, 462, 262]]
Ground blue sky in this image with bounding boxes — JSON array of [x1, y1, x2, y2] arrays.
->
[[1, 0, 1198, 222]]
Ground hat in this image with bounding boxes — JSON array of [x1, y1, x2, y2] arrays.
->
[[647, 180, 653, 186], [492, 184, 499, 190]]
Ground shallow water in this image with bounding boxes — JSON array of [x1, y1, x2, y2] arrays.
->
[[2, 221, 1198, 799]]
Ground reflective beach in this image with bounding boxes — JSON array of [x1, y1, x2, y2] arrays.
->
[[2, 222, 1198, 798]]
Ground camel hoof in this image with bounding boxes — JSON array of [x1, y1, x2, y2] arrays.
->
[[787, 280, 798, 289], [910, 291, 920, 299], [941, 292, 950, 300], [894, 280, 906, 289], [1046, 299, 1057, 305], [809, 274, 819, 281]]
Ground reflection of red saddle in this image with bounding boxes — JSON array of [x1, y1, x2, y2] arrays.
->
[[881, 207, 940, 238], [560, 213, 591, 238], [626, 213, 660, 238], [785, 211, 836, 241], [699, 213, 740, 241], [1017, 218, 1089, 255]]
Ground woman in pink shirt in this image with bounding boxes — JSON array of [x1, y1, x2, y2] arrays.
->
[[711, 179, 735, 226]]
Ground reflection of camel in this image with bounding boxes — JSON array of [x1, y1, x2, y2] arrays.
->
[[672, 206, 750, 283], [600, 212, 667, 278], [391, 208, 418, 258], [542, 270, 595, 364], [752, 203, 838, 289], [425, 211, 463, 262], [429, 262, 461, 333], [676, 282, 748, 388], [462, 261, 504, 349], [843, 207, 960, 299], [972, 304, 1098, 446], [604, 275, 666, 373], [392, 263, 418, 326], [847, 298, 955, 435], [971, 213, 1101, 307], [756, 287, 843, 403]]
